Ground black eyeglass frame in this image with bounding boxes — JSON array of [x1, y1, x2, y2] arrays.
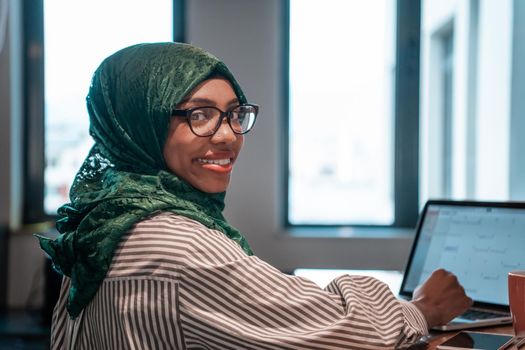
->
[[172, 104, 259, 137]]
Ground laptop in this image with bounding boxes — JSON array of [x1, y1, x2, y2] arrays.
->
[[399, 200, 525, 331]]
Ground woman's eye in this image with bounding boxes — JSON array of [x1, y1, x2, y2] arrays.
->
[[230, 112, 244, 122], [190, 110, 210, 122]]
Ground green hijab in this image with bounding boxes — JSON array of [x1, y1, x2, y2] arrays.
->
[[37, 42, 254, 319]]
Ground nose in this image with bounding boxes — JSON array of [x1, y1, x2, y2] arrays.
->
[[210, 119, 238, 144]]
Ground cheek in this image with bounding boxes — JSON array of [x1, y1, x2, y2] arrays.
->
[[163, 122, 192, 171], [163, 142, 178, 173], [236, 135, 245, 153]]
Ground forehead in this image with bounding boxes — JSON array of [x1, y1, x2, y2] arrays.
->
[[181, 78, 238, 104]]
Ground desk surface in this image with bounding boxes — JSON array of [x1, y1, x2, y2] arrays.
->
[[410, 325, 521, 349]]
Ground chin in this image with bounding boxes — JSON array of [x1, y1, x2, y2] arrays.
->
[[201, 187, 228, 193], [196, 182, 230, 193]]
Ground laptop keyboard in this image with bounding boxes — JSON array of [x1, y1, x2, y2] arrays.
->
[[460, 309, 508, 320]]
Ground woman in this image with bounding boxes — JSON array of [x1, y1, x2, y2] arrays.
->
[[38, 42, 471, 349]]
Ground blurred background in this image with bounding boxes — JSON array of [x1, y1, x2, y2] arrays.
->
[[0, 0, 524, 347]]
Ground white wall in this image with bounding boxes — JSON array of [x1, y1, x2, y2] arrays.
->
[[420, 0, 522, 203], [420, 0, 472, 200], [510, 0, 525, 199], [475, 0, 513, 199]]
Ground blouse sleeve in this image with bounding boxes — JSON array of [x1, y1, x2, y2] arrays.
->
[[178, 226, 429, 349]]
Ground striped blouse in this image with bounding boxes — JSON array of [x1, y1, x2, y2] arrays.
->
[[50, 212, 428, 349]]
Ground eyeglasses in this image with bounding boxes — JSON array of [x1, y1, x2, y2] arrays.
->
[[172, 104, 259, 137]]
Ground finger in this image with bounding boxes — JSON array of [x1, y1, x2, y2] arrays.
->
[[466, 297, 473, 307]]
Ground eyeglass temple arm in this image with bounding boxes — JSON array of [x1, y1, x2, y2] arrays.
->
[[171, 110, 188, 116]]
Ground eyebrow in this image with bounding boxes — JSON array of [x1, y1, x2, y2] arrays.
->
[[179, 97, 240, 108]]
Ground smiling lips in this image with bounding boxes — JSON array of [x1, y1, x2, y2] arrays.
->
[[196, 157, 234, 173]]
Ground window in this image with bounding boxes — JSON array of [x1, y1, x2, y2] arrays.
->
[[24, 0, 183, 222], [441, 26, 454, 198], [286, 0, 421, 227], [288, 0, 525, 229], [419, 0, 525, 204]]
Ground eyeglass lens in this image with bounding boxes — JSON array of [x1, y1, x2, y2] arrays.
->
[[189, 105, 257, 136]]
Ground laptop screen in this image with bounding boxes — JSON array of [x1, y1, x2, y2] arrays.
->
[[400, 201, 525, 306]]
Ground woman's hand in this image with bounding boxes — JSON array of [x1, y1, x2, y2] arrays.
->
[[410, 268, 473, 328]]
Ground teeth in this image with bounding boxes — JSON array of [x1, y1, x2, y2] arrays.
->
[[198, 158, 231, 165]]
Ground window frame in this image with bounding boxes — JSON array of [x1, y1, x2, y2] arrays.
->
[[22, 0, 186, 223], [283, 0, 422, 228]]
